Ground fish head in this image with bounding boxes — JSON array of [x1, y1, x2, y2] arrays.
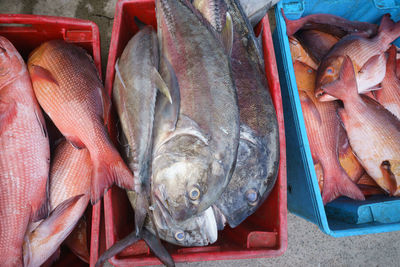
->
[[315, 55, 345, 101], [152, 133, 214, 221], [0, 36, 24, 88], [293, 60, 316, 94], [216, 125, 278, 228], [148, 197, 218, 247]]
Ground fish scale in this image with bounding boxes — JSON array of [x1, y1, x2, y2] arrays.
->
[[28, 40, 134, 203], [25, 140, 91, 267], [154, 0, 239, 222], [0, 37, 49, 266]]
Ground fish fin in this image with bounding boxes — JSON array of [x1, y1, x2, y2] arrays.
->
[[99, 86, 112, 127], [34, 109, 48, 138], [152, 67, 172, 104], [322, 165, 365, 204], [299, 91, 322, 125], [115, 59, 127, 89], [95, 231, 141, 267], [66, 136, 86, 150], [0, 98, 17, 135], [358, 54, 382, 75], [384, 44, 398, 79], [380, 160, 398, 196], [91, 152, 135, 203], [322, 55, 359, 101], [40, 248, 61, 267], [281, 8, 302, 36], [221, 12, 233, 56], [31, 184, 49, 222], [142, 229, 175, 267], [377, 14, 400, 46], [29, 64, 59, 86], [26, 195, 86, 267]]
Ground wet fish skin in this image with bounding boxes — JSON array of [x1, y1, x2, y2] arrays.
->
[[113, 26, 162, 235], [154, 0, 239, 221], [315, 14, 400, 101], [27, 40, 134, 203], [376, 45, 400, 119], [194, 0, 279, 227], [0, 36, 50, 266], [289, 36, 318, 69], [24, 140, 91, 267], [322, 56, 400, 195], [295, 30, 339, 64], [282, 9, 378, 38], [294, 60, 364, 204]]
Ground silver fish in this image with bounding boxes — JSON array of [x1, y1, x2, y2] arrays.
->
[[194, 0, 279, 228], [154, 0, 240, 222]]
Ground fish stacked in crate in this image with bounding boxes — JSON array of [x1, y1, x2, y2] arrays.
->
[[284, 10, 400, 204], [0, 37, 134, 266], [96, 0, 280, 266]]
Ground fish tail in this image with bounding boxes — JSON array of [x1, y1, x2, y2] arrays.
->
[[95, 231, 141, 267], [24, 195, 86, 267], [322, 165, 365, 204], [91, 149, 135, 203], [321, 55, 359, 102], [377, 14, 400, 47], [281, 8, 303, 36]]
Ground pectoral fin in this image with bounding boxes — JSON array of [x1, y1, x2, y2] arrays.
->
[[152, 67, 172, 104]]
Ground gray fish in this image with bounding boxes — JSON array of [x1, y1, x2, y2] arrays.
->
[[113, 26, 171, 235], [154, 0, 240, 222], [194, 0, 279, 228]]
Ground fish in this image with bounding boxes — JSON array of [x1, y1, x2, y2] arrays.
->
[[154, 0, 239, 221], [113, 25, 171, 235], [315, 14, 400, 101], [289, 36, 318, 69], [27, 40, 134, 203], [295, 30, 339, 64], [338, 125, 364, 183], [376, 45, 400, 119], [0, 36, 50, 266], [64, 216, 90, 263], [357, 173, 386, 196], [24, 140, 91, 267], [193, 0, 280, 228], [141, 192, 218, 247], [322, 55, 400, 196], [282, 9, 378, 38], [294, 60, 364, 204]]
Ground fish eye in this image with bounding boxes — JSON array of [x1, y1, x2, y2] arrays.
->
[[307, 69, 312, 73], [326, 67, 334, 74], [246, 189, 258, 206], [189, 187, 201, 200], [174, 231, 185, 241]]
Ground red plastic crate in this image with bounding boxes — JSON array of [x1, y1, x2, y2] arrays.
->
[[0, 14, 101, 267], [94, 0, 287, 266]]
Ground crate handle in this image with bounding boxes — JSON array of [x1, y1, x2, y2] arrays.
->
[[0, 23, 32, 27], [282, 0, 305, 18], [373, 0, 400, 9]]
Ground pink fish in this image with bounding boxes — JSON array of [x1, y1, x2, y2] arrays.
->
[[315, 14, 400, 101], [0, 36, 49, 266], [376, 45, 400, 119], [322, 55, 400, 195]]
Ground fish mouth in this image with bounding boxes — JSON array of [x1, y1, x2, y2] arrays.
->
[[315, 88, 337, 102]]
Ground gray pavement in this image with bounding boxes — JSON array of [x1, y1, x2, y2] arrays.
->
[[1, 0, 400, 266]]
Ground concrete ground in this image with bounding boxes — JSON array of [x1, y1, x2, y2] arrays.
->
[[1, 0, 400, 266]]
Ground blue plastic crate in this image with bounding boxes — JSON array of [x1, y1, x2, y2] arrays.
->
[[273, 0, 400, 236]]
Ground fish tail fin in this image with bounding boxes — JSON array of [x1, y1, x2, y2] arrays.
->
[[91, 149, 135, 203], [95, 231, 141, 267], [321, 55, 359, 102], [142, 229, 175, 267], [322, 165, 365, 204], [377, 14, 400, 46], [281, 8, 302, 36], [134, 191, 149, 236], [24, 195, 86, 267]]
